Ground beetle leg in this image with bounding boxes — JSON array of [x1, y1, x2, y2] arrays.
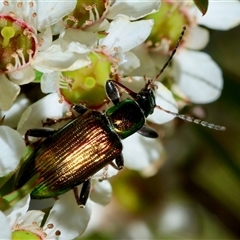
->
[[42, 117, 74, 127], [78, 179, 91, 208], [138, 125, 158, 138], [71, 104, 88, 116], [110, 153, 124, 170], [25, 128, 56, 145], [106, 80, 138, 105], [105, 80, 120, 105], [42, 105, 87, 127]]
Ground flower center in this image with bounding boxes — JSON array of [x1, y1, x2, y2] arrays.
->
[[61, 52, 113, 109], [64, 0, 108, 29], [144, 1, 191, 51], [0, 15, 37, 73], [12, 230, 42, 240]]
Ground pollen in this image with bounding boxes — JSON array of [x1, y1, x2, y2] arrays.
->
[[17, 2, 23, 8], [55, 230, 61, 236], [85, 20, 93, 25], [47, 223, 54, 229], [85, 5, 92, 11], [3, 0, 9, 6]]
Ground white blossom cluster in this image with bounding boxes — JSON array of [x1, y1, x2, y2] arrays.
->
[[0, 0, 240, 239]]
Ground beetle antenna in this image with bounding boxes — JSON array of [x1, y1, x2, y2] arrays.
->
[[148, 26, 186, 89], [156, 105, 226, 131]]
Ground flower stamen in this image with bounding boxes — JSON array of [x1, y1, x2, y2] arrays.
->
[[55, 230, 61, 236], [1, 26, 15, 47], [16, 49, 26, 65], [3, 0, 9, 6]]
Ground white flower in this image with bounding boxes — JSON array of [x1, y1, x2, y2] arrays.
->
[[175, 0, 240, 103], [0, 0, 77, 110], [196, 0, 240, 30], [53, 0, 160, 32], [0, 125, 25, 176], [0, 94, 30, 128], [1, 192, 92, 239], [107, 0, 161, 20], [133, 0, 240, 105], [38, 16, 154, 112]]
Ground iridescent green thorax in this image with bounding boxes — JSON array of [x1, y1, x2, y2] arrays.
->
[[106, 99, 145, 139], [0, 15, 36, 73]]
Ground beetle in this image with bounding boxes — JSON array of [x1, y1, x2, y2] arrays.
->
[[14, 26, 225, 207]]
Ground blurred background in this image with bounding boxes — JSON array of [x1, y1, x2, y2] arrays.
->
[[80, 25, 240, 239]]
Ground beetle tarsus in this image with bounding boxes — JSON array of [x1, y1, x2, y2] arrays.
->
[[106, 80, 120, 105], [72, 104, 88, 116], [114, 154, 124, 170], [42, 116, 73, 127], [138, 125, 158, 138], [25, 128, 56, 145], [78, 179, 91, 207]]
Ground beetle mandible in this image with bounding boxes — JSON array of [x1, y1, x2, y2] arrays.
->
[[14, 26, 225, 207]]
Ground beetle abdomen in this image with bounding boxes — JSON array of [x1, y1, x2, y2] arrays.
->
[[16, 110, 122, 198]]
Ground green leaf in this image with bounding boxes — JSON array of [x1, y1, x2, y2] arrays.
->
[[33, 70, 43, 83], [193, 0, 209, 16]]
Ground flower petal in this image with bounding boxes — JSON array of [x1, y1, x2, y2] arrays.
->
[[93, 165, 118, 180], [0, 126, 25, 177], [0, 75, 20, 111], [37, 27, 53, 51], [118, 51, 140, 74], [185, 26, 209, 50], [197, 0, 240, 30], [122, 133, 165, 175], [34, 44, 91, 71], [17, 93, 68, 136], [0, 94, 30, 128], [131, 44, 158, 78], [13, 210, 45, 228], [44, 191, 92, 239], [173, 50, 223, 103], [107, 0, 161, 20], [8, 66, 35, 85], [40, 72, 59, 93], [149, 82, 178, 124], [100, 16, 153, 53], [0, 211, 11, 240], [60, 29, 97, 53], [90, 180, 112, 206], [5, 195, 30, 224], [36, 0, 77, 30]]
